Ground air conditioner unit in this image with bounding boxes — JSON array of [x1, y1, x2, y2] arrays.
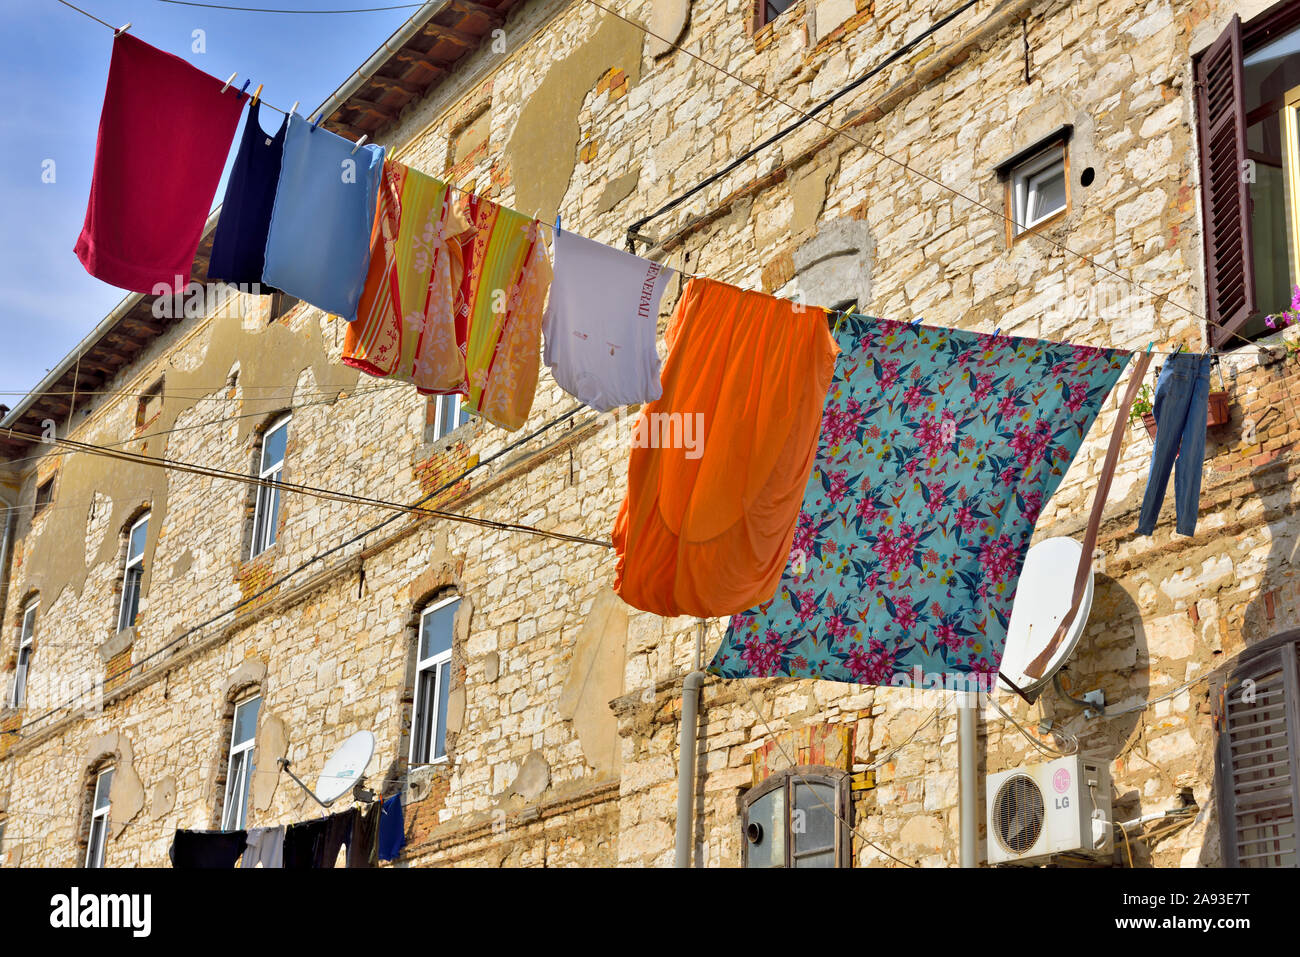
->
[[986, 754, 1113, 866]]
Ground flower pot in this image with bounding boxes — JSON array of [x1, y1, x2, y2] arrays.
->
[[1207, 391, 1230, 427], [1140, 391, 1232, 439]]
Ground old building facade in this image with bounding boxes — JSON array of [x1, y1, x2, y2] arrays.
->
[[1, 0, 1298, 868]]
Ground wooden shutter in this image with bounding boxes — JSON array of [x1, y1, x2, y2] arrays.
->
[[1195, 14, 1256, 347], [747, 0, 764, 35], [1217, 641, 1300, 867]]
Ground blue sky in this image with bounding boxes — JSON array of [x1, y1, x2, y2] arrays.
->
[[0, 0, 417, 400]]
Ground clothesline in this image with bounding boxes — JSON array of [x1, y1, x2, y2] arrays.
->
[[52, 0, 1254, 363]]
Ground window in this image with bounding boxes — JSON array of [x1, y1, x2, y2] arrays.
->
[[1009, 144, 1068, 235], [429, 393, 471, 442], [33, 478, 53, 518], [251, 414, 289, 557], [742, 768, 851, 868], [117, 514, 148, 632], [1193, 9, 1300, 344], [85, 766, 114, 868], [268, 291, 299, 323], [751, 0, 796, 31], [11, 599, 36, 709], [135, 377, 163, 430], [221, 695, 261, 831], [1216, 634, 1300, 867], [410, 594, 457, 764]]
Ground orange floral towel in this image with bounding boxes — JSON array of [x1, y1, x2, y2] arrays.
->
[[613, 278, 839, 618]]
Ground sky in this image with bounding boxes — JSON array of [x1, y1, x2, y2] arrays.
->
[[0, 0, 420, 403]]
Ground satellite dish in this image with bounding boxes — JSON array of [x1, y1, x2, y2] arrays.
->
[[999, 536, 1094, 694], [314, 730, 375, 805]]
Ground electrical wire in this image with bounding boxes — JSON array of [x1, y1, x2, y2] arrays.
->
[[152, 0, 423, 12], [4, 405, 589, 737], [587, 0, 1282, 360]]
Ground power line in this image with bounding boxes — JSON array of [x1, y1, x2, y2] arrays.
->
[[590, 0, 1277, 359], [5, 405, 590, 736], [153, 0, 424, 12]]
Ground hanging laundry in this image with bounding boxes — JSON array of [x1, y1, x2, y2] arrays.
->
[[74, 33, 246, 294], [1136, 352, 1212, 537], [613, 278, 838, 618], [377, 794, 406, 862], [342, 160, 460, 392], [169, 828, 247, 868], [542, 229, 671, 411], [347, 800, 381, 868], [262, 114, 385, 321], [707, 315, 1130, 687], [281, 817, 329, 869], [240, 825, 284, 868], [312, 807, 356, 868], [443, 191, 553, 431], [208, 100, 287, 289]]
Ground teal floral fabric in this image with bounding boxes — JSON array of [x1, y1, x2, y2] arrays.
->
[[707, 314, 1130, 689]]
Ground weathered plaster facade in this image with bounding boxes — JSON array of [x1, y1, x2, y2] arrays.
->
[[0, 0, 1294, 868]]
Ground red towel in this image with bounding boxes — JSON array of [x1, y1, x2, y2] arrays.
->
[[74, 34, 245, 294]]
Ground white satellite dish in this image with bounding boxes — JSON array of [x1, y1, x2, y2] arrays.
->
[[999, 536, 1094, 694], [314, 730, 375, 805]]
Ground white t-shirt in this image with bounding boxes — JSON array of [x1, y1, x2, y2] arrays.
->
[[542, 229, 672, 411]]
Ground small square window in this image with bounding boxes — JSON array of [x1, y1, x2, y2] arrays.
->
[[1009, 144, 1068, 236], [33, 478, 54, 518], [136, 377, 164, 430]]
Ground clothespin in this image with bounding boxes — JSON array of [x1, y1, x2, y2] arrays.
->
[[221, 73, 237, 93], [993, 328, 1002, 338], [1145, 342, 1154, 354], [240, 79, 251, 97], [114, 22, 131, 36], [351, 134, 368, 155], [290, 101, 300, 116], [252, 84, 263, 107], [910, 317, 923, 327], [311, 112, 324, 130], [554, 213, 562, 237]]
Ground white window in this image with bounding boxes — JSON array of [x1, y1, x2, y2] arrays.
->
[[1011, 144, 1068, 234], [11, 600, 36, 709], [221, 695, 261, 831], [431, 394, 471, 441], [117, 514, 148, 632], [251, 415, 289, 557], [85, 766, 114, 868], [410, 595, 457, 764]]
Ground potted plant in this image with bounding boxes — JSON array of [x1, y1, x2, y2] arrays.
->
[[1129, 366, 1232, 438]]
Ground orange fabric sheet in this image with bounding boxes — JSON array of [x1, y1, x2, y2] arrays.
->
[[613, 278, 838, 618]]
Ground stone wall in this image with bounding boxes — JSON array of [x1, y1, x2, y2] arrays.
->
[[0, 0, 1290, 868]]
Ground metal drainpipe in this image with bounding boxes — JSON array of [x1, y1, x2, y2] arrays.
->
[[958, 693, 978, 867], [674, 620, 707, 868]]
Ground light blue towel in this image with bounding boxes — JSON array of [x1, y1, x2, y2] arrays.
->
[[262, 114, 384, 321]]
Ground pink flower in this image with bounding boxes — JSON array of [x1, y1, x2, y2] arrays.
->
[[826, 469, 850, 504], [892, 602, 919, 631], [978, 534, 1017, 583]]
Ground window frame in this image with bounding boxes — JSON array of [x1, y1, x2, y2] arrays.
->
[[430, 394, 470, 442], [11, 599, 36, 709], [1008, 143, 1069, 238], [135, 376, 164, 431], [221, 694, 261, 831], [33, 478, 54, 518], [250, 414, 290, 558], [409, 593, 458, 766], [85, 765, 114, 869], [1216, 632, 1300, 867], [117, 513, 148, 633], [741, 766, 852, 868]]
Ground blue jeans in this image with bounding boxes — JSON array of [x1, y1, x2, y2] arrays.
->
[[1137, 353, 1211, 536]]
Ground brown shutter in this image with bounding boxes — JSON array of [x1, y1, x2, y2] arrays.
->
[[1195, 14, 1256, 347], [1217, 641, 1300, 867], [747, 1, 765, 35]]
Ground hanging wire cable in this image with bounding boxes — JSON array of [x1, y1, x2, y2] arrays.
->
[[152, 0, 423, 11], [4, 404, 591, 737]]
